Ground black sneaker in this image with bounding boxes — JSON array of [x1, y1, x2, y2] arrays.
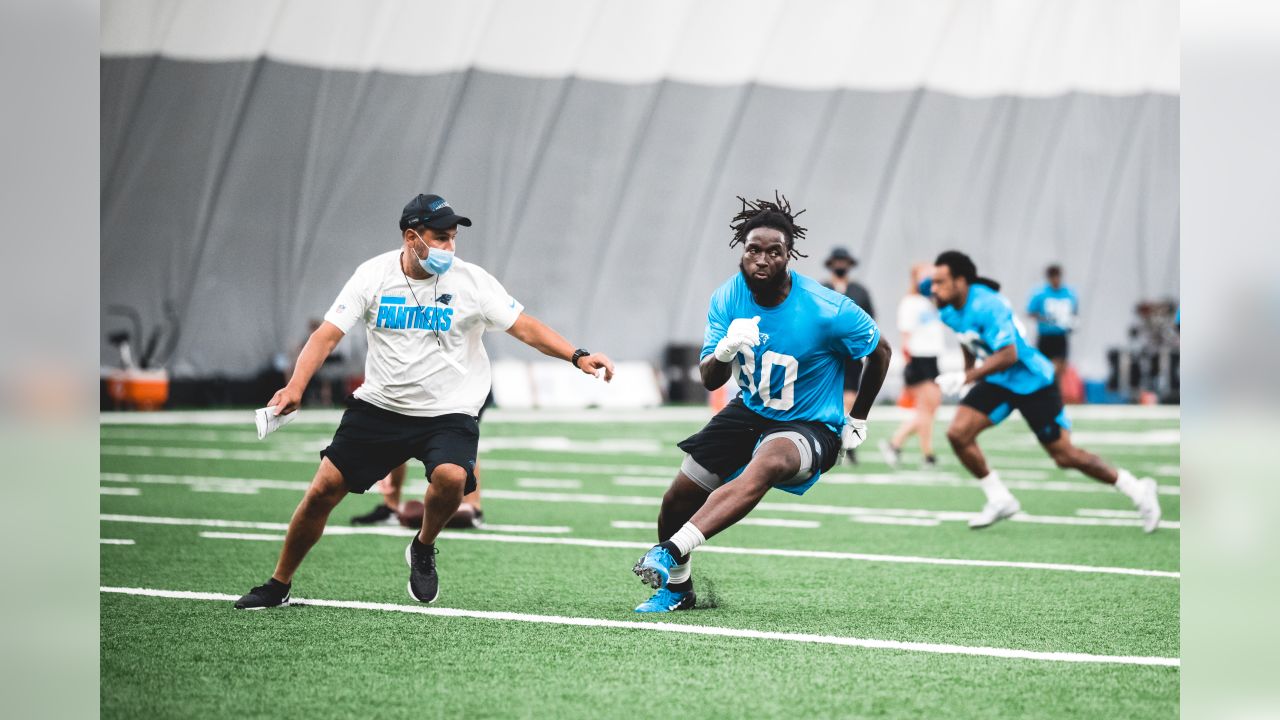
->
[[234, 578, 291, 610], [351, 504, 397, 526], [405, 537, 440, 603]]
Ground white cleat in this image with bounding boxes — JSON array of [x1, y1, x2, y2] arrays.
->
[[1135, 477, 1162, 533], [968, 496, 1021, 529], [878, 440, 901, 469]]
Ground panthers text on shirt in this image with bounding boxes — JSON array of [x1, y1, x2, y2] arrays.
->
[[323, 250, 523, 417]]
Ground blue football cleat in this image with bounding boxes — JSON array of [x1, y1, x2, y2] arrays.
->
[[632, 545, 677, 589], [634, 587, 696, 613]]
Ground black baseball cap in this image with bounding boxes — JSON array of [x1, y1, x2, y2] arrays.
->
[[399, 194, 473, 231], [824, 246, 858, 268]]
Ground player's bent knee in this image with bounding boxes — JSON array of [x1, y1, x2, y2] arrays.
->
[[307, 462, 348, 505], [429, 464, 468, 491], [753, 452, 801, 484], [665, 473, 710, 504], [946, 426, 971, 448]]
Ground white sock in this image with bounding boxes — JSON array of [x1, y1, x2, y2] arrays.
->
[[979, 471, 1012, 503], [668, 522, 706, 557], [667, 560, 691, 585], [1114, 469, 1141, 503]]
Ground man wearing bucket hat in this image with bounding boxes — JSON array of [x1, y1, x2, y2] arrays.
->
[[234, 193, 615, 609]]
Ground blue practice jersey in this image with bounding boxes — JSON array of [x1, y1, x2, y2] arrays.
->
[[939, 284, 1055, 395], [700, 271, 880, 434], [1026, 284, 1078, 336]]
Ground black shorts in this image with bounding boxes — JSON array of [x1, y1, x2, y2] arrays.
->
[[675, 398, 841, 497], [1037, 333, 1069, 360], [960, 381, 1071, 444], [843, 357, 864, 392], [321, 397, 479, 494], [903, 356, 940, 386]]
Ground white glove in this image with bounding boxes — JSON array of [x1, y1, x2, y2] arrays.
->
[[713, 315, 761, 362], [841, 416, 868, 450], [936, 372, 969, 398]]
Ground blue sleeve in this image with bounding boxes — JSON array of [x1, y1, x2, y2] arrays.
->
[[699, 288, 731, 360], [1027, 290, 1043, 315], [979, 297, 1018, 352], [830, 298, 881, 360]]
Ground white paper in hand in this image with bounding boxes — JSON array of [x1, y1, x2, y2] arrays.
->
[[255, 406, 298, 440]]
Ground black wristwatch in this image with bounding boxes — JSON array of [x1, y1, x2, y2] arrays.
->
[[570, 348, 590, 368]]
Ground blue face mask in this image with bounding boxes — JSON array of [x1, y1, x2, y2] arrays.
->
[[413, 232, 454, 276]]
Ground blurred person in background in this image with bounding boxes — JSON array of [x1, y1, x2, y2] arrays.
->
[[303, 318, 347, 407], [1026, 264, 1078, 393], [234, 193, 615, 610], [822, 246, 876, 462], [879, 263, 943, 470], [928, 251, 1161, 532]]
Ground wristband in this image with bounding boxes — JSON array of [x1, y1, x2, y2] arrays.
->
[[570, 348, 590, 368]]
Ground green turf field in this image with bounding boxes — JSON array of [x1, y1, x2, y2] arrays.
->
[[100, 407, 1179, 719]]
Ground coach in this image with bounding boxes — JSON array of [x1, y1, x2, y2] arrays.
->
[[234, 193, 614, 609]]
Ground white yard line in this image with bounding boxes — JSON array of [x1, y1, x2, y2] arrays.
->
[[99, 448, 1180, 494], [101, 404, 1180, 425], [200, 531, 286, 541], [100, 539, 135, 545], [851, 516, 942, 527], [100, 487, 140, 496], [191, 485, 261, 495], [103, 473, 311, 491], [477, 489, 1182, 531], [98, 473, 1180, 530], [479, 524, 572, 534], [612, 518, 821, 530], [821, 472, 1181, 496], [516, 478, 583, 489], [98, 586, 1179, 667], [1076, 509, 1142, 519], [99, 513, 1178, 579]]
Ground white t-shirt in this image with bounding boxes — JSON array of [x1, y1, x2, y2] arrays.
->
[[323, 250, 523, 417], [897, 293, 945, 358]]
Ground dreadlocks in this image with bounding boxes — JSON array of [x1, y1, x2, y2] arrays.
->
[[729, 191, 809, 260]]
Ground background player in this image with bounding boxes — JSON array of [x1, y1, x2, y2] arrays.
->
[[234, 194, 614, 610], [630, 194, 891, 612], [928, 251, 1160, 531], [879, 263, 944, 469], [1027, 264, 1079, 394], [822, 247, 876, 463]]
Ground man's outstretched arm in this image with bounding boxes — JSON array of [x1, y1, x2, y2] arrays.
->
[[506, 313, 615, 381], [269, 321, 345, 415], [849, 336, 892, 420]]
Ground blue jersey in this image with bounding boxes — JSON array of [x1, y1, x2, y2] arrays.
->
[[1026, 284, 1078, 336], [939, 284, 1055, 395], [700, 271, 880, 434]]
